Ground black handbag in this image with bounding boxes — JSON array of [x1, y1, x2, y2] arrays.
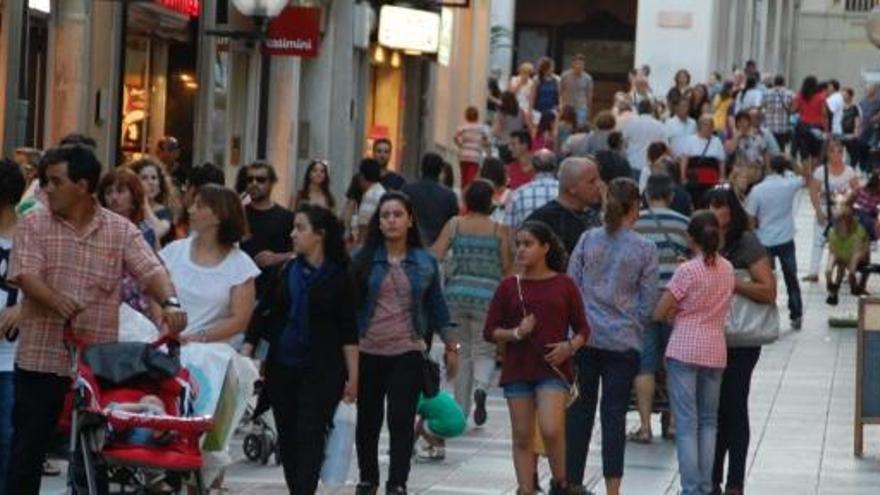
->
[[83, 341, 181, 387]]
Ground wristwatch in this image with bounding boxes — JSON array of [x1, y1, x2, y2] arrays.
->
[[161, 296, 182, 309], [445, 342, 461, 354]]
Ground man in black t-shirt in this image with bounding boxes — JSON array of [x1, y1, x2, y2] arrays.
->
[[239, 162, 295, 295], [374, 138, 406, 190], [526, 157, 603, 253]]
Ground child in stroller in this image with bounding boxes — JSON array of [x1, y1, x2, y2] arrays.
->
[[64, 334, 214, 495]]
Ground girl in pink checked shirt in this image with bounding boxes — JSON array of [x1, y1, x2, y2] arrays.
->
[[653, 211, 735, 495]]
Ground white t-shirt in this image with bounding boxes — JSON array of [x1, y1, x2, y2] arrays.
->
[[812, 164, 859, 211], [664, 117, 697, 157], [734, 88, 763, 113], [159, 237, 260, 339], [0, 237, 18, 372], [827, 92, 845, 135], [744, 172, 805, 246], [623, 115, 667, 172], [680, 134, 726, 162]]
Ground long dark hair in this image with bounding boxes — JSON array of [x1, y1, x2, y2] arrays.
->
[[295, 204, 349, 268], [352, 191, 423, 286], [705, 185, 750, 248], [604, 177, 641, 234], [297, 160, 336, 210], [518, 221, 568, 272], [500, 91, 520, 116], [801, 75, 820, 100], [688, 210, 721, 264]]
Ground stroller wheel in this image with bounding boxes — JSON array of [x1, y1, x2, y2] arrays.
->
[[259, 435, 273, 465], [243, 433, 263, 462]]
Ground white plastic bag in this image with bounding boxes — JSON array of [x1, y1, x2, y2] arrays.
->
[[117, 303, 160, 343], [320, 401, 357, 488]]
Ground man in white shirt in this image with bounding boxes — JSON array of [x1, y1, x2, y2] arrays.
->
[[826, 79, 845, 136], [622, 100, 667, 189], [744, 155, 806, 329], [664, 98, 697, 157], [680, 115, 726, 207], [355, 158, 387, 244]]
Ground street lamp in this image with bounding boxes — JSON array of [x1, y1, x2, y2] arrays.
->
[[231, 0, 289, 19], [206, 0, 289, 40]]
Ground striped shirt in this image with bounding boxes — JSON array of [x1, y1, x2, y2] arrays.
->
[[455, 123, 490, 163], [633, 207, 690, 288]]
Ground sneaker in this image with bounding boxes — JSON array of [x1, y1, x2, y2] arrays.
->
[[473, 389, 488, 426], [414, 443, 445, 462], [791, 317, 802, 331], [826, 292, 839, 306]]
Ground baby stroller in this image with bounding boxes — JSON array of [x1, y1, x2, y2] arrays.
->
[[240, 379, 280, 466], [61, 328, 214, 494]]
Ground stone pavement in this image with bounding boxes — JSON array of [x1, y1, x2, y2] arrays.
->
[[41, 190, 880, 494]]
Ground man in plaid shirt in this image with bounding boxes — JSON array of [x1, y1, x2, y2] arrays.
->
[[504, 149, 559, 230], [6, 145, 186, 494], [762, 75, 794, 152]]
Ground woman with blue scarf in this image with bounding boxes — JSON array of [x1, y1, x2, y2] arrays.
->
[[247, 204, 358, 494]]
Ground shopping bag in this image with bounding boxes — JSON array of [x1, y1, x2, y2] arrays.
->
[[320, 402, 357, 488], [117, 303, 160, 343]]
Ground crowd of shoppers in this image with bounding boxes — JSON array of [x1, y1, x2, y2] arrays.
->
[[3, 52, 880, 495]]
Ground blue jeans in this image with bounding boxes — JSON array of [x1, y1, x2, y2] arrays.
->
[[667, 359, 723, 495], [765, 240, 803, 320], [0, 371, 13, 493], [566, 347, 639, 484]]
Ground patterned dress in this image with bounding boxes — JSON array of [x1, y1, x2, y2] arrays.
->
[[444, 221, 503, 313]]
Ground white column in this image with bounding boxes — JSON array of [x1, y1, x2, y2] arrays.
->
[[192, 0, 216, 169], [489, 0, 515, 88], [265, 57, 301, 205], [0, 0, 24, 154], [45, 0, 93, 146]]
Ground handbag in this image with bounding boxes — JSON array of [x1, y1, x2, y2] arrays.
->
[[687, 138, 720, 186], [724, 269, 780, 347], [514, 275, 580, 407]]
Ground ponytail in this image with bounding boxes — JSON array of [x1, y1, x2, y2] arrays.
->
[[688, 210, 721, 264], [604, 177, 640, 234]]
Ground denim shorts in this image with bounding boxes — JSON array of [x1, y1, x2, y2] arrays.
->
[[640, 322, 673, 374], [503, 377, 568, 399]]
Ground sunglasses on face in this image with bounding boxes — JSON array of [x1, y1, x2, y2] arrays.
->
[[247, 176, 269, 184]]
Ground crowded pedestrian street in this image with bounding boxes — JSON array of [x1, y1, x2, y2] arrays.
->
[[8, 1, 880, 495], [26, 191, 880, 495]]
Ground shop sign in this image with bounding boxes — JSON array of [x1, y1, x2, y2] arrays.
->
[[155, 0, 200, 17], [263, 6, 322, 58], [378, 5, 440, 54]]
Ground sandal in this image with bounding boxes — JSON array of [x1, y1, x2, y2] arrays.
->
[[626, 428, 652, 444]]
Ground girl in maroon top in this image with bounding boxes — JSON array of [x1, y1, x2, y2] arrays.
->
[[484, 221, 590, 495]]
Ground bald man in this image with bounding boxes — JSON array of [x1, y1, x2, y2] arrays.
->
[[526, 157, 605, 253]]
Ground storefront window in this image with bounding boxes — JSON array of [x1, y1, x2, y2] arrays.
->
[[119, 2, 198, 165]]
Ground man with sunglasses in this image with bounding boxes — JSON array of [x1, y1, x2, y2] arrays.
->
[[0, 158, 25, 491], [240, 162, 294, 359]]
